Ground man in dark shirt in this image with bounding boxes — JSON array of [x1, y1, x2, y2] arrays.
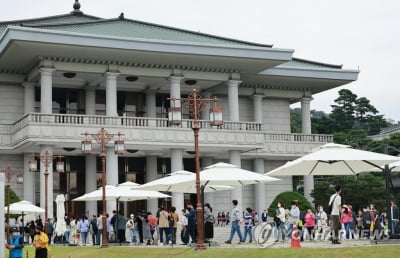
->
[[185, 202, 196, 244]]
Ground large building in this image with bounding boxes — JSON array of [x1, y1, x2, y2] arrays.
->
[[0, 1, 358, 218]]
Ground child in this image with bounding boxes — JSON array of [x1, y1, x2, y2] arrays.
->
[[242, 208, 253, 243]]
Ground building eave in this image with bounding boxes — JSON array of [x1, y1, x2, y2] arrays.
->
[[1, 26, 292, 59], [259, 66, 359, 81]]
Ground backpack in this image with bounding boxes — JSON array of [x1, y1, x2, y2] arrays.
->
[[328, 194, 338, 215], [206, 214, 216, 224]]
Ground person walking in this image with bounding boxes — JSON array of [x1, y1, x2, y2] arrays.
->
[[315, 205, 328, 241], [242, 207, 253, 243], [116, 211, 127, 244], [274, 201, 286, 242], [341, 205, 352, 239], [304, 208, 316, 241], [33, 225, 49, 258], [96, 213, 103, 245], [170, 207, 179, 244], [126, 214, 139, 245], [261, 209, 268, 223], [329, 185, 342, 244], [287, 200, 300, 238], [179, 209, 188, 244], [185, 202, 196, 244], [6, 226, 24, 258], [204, 203, 215, 242], [390, 201, 399, 235], [77, 216, 89, 246], [225, 200, 244, 244], [158, 206, 170, 245], [90, 215, 98, 245]]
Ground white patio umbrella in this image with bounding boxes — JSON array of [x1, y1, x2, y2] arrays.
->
[[54, 194, 67, 236], [6, 200, 45, 228], [72, 185, 171, 202], [117, 181, 141, 188], [6, 200, 45, 215], [198, 162, 280, 186], [136, 170, 235, 193], [265, 143, 400, 176]]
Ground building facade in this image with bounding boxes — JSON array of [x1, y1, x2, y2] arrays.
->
[[0, 1, 359, 218]]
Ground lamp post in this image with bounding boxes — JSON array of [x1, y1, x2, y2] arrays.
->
[[81, 128, 124, 248], [0, 165, 23, 241], [29, 151, 64, 234], [169, 89, 222, 250]]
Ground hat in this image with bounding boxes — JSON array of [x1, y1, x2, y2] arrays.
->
[[343, 205, 348, 208], [130, 214, 134, 217], [10, 226, 19, 232]]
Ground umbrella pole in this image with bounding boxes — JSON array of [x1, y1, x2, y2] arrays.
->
[[384, 164, 393, 236]]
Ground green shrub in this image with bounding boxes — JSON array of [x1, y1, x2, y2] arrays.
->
[[268, 191, 314, 217]]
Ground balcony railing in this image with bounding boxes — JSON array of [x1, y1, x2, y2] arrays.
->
[[5, 113, 333, 144], [11, 113, 263, 132]]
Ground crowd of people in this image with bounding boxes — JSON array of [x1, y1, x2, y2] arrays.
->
[[6, 188, 400, 257]]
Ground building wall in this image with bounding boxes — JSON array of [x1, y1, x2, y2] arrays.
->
[[262, 98, 291, 133], [0, 85, 24, 124]]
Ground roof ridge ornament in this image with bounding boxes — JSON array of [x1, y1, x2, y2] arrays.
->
[[71, 0, 83, 15]]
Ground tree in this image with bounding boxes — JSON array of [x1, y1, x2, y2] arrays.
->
[[311, 174, 385, 212], [333, 129, 372, 149], [330, 89, 357, 131], [4, 187, 20, 205]]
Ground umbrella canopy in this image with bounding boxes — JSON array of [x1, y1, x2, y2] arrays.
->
[[54, 194, 66, 236], [137, 165, 279, 192], [136, 170, 235, 193], [5, 200, 45, 215], [198, 162, 280, 186], [72, 185, 170, 202], [265, 143, 400, 176], [117, 181, 141, 188]]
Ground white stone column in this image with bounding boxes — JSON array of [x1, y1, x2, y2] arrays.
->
[[146, 156, 158, 214], [202, 157, 214, 205], [169, 76, 183, 108], [40, 68, 55, 114], [145, 89, 157, 118], [200, 91, 211, 121], [227, 80, 241, 121], [106, 146, 118, 214], [85, 85, 96, 115], [23, 153, 35, 203], [301, 96, 314, 203], [229, 150, 242, 211], [0, 173, 4, 254], [40, 145, 54, 219], [105, 72, 119, 117], [85, 155, 97, 217], [171, 149, 184, 212], [251, 94, 265, 123], [254, 159, 265, 215], [23, 82, 35, 113]]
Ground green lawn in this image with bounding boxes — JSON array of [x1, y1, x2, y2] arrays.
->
[[5, 245, 400, 258]]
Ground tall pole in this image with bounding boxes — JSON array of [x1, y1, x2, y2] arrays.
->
[[169, 89, 221, 250], [192, 91, 205, 250], [100, 129, 108, 248], [29, 151, 63, 234], [82, 128, 124, 248]]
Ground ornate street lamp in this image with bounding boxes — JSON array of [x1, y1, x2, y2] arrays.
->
[[81, 128, 124, 248], [169, 89, 222, 250], [29, 151, 64, 233], [1, 165, 23, 241]]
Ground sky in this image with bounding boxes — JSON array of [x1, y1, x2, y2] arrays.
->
[[2, 0, 400, 121]]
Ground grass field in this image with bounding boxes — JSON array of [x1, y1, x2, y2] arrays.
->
[[5, 245, 400, 258]]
